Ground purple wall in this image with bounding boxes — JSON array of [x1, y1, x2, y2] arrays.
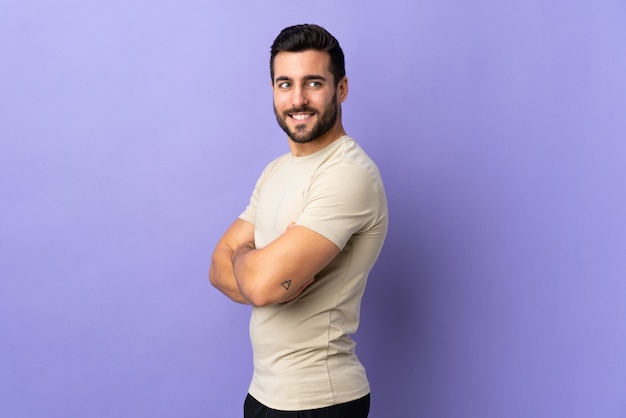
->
[[1, 1, 625, 417]]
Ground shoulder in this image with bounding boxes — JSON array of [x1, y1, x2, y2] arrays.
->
[[308, 138, 387, 210], [315, 136, 384, 187]]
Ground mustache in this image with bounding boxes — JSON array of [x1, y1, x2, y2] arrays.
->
[[284, 106, 316, 115]]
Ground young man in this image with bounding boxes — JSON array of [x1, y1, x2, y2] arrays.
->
[[209, 24, 388, 418]]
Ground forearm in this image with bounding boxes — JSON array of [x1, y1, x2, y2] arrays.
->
[[209, 246, 251, 305], [209, 219, 256, 304], [214, 223, 332, 307], [232, 240, 313, 307], [213, 240, 294, 306], [231, 241, 266, 305]]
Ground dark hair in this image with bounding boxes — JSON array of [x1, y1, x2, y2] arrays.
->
[[270, 24, 345, 86]]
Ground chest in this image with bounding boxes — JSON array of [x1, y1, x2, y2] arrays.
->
[[254, 163, 316, 247]]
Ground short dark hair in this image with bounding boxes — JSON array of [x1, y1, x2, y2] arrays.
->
[[270, 24, 346, 86]]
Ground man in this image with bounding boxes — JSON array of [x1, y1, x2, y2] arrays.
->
[[209, 24, 388, 418]]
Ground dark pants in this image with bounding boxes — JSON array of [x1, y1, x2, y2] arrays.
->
[[244, 393, 370, 418]]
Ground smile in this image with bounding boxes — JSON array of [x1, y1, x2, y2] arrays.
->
[[289, 113, 313, 122]]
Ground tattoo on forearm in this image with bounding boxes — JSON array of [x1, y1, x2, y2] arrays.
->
[[281, 280, 292, 290]]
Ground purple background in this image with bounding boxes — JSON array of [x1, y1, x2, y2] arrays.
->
[[1, 0, 625, 417]]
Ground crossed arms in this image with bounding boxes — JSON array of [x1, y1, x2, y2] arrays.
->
[[209, 218, 340, 307]]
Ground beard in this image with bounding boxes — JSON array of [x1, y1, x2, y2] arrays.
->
[[273, 93, 339, 144]]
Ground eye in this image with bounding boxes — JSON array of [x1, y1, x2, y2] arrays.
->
[[278, 81, 291, 89], [307, 81, 322, 88]]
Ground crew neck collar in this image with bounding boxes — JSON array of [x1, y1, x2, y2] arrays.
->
[[290, 135, 349, 163]]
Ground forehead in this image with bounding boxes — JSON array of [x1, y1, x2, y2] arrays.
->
[[273, 50, 332, 80]]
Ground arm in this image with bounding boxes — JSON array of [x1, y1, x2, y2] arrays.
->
[[208, 218, 255, 304], [232, 224, 340, 307]]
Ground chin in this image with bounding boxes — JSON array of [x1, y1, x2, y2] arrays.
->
[[289, 135, 317, 144]]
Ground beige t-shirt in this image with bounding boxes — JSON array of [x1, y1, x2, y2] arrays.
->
[[239, 135, 388, 411]]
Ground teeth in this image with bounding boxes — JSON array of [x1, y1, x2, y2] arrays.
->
[[292, 114, 310, 121]]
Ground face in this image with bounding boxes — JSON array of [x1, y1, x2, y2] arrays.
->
[[272, 50, 346, 144]]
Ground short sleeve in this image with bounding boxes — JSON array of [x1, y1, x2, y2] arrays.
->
[[239, 175, 262, 226], [296, 162, 385, 249]]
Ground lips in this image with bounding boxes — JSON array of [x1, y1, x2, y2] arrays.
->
[[286, 107, 315, 123], [290, 113, 313, 121]]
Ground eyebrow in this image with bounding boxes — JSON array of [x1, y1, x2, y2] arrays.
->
[[274, 74, 327, 83]]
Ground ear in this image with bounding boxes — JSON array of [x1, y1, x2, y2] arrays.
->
[[337, 76, 348, 103]]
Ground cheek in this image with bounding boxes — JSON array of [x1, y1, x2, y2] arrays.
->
[[273, 95, 289, 110]]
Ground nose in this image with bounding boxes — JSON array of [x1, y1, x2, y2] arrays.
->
[[291, 85, 308, 107]]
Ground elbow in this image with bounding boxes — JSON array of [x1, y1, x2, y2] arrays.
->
[[248, 295, 274, 308], [208, 264, 219, 288], [233, 252, 278, 306], [238, 280, 276, 307], [236, 270, 281, 307]]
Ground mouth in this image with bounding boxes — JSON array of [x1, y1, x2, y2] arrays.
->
[[288, 111, 314, 122]]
